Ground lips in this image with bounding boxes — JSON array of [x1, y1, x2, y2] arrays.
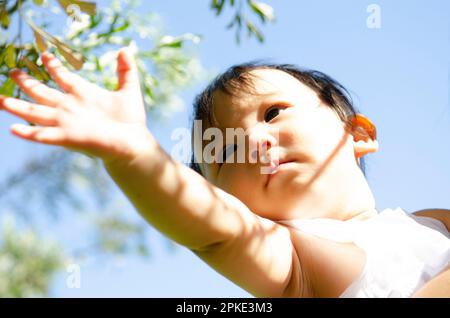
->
[[264, 159, 296, 187], [272, 159, 295, 169]]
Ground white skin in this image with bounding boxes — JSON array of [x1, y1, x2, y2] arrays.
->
[[0, 50, 448, 297], [200, 69, 379, 222]]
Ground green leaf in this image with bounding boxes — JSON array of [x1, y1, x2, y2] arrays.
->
[[21, 56, 50, 82], [0, 7, 10, 29], [33, 30, 48, 53], [93, 55, 102, 72], [211, 0, 225, 15], [113, 20, 129, 33], [246, 21, 264, 42], [33, 0, 45, 5], [0, 78, 16, 96], [4, 44, 16, 68], [57, 0, 97, 16], [248, 1, 275, 23], [156, 34, 198, 49], [159, 40, 182, 49], [89, 13, 102, 28]]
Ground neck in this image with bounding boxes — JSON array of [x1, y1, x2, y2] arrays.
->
[[281, 163, 377, 221], [337, 166, 377, 221]]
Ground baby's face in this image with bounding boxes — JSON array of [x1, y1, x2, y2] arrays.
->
[[199, 69, 363, 220]]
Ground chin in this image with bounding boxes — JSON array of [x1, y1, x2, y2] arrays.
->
[[256, 209, 285, 221]]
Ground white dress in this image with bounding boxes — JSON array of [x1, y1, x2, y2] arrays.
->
[[277, 207, 450, 297]]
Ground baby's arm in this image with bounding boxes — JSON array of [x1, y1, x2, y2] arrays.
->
[[0, 50, 301, 297], [105, 151, 301, 297], [412, 265, 450, 297], [413, 209, 450, 232]]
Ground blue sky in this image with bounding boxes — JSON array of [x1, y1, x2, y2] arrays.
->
[[0, 0, 449, 297]]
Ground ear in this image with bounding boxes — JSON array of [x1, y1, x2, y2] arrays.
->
[[349, 114, 379, 158]]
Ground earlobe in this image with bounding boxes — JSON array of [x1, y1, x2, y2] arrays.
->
[[350, 114, 379, 157], [354, 139, 379, 157]]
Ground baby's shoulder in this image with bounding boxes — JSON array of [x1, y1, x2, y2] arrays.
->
[[410, 208, 450, 233]]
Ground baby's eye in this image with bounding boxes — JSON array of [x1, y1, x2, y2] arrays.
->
[[220, 144, 237, 164], [264, 105, 285, 122]]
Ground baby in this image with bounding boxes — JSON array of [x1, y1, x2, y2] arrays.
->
[[0, 48, 449, 297]]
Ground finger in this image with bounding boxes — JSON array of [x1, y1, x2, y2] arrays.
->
[[1, 97, 59, 126], [9, 69, 65, 107], [0, 95, 7, 110], [41, 52, 87, 94], [10, 124, 66, 146], [117, 47, 141, 93]]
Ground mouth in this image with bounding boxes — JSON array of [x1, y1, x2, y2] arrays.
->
[[264, 159, 296, 187]]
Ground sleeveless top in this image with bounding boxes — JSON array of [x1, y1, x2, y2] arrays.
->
[[277, 207, 450, 297]]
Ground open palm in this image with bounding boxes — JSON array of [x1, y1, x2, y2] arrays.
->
[[0, 48, 151, 163]]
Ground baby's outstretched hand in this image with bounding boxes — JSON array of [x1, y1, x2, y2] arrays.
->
[[0, 48, 152, 164]]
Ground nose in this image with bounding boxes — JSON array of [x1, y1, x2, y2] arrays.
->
[[247, 126, 278, 164]]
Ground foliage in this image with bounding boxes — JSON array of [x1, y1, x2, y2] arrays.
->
[[0, 0, 207, 120], [211, 0, 275, 43], [0, 216, 65, 297]]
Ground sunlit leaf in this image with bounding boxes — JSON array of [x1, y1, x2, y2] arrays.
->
[[33, 0, 45, 5], [54, 42, 84, 70], [27, 20, 85, 70], [248, 1, 275, 23], [158, 36, 183, 49], [211, 0, 225, 15], [57, 0, 97, 16], [0, 7, 10, 29], [113, 20, 129, 33], [33, 30, 48, 53], [4, 44, 16, 68], [21, 56, 50, 82], [0, 78, 15, 96]]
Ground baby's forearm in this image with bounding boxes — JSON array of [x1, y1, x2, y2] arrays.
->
[[103, 133, 243, 251]]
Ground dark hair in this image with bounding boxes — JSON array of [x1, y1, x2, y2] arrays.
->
[[190, 62, 366, 177]]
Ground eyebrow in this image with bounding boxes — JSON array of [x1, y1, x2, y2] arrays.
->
[[214, 91, 285, 127]]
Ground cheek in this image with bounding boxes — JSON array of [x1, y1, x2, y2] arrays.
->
[[216, 165, 242, 191], [315, 109, 350, 152], [281, 108, 348, 162], [216, 165, 258, 203]]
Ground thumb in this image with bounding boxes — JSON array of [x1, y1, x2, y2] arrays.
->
[[116, 47, 140, 92]]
